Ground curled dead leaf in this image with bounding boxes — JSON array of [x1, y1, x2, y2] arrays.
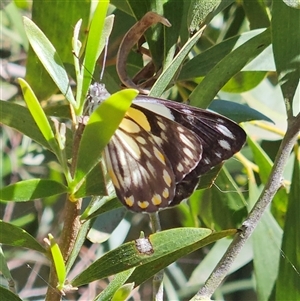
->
[[116, 12, 171, 94]]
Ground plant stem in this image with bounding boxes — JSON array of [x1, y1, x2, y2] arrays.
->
[[194, 114, 300, 300], [45, 121, 86, 301], [149, 213, 164, 301]]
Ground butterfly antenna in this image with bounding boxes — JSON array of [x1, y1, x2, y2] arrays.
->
[[99, 37, 109, 81]]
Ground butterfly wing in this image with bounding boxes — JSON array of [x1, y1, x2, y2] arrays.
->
[[134, 96, 246, 205], [104, 105, 203, 212]]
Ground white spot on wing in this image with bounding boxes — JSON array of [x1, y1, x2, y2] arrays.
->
[[218, 139, 231, 150], [177, 162, 184, 172], [216, 124, 235, 139], [215, 152, 222, 158], [179, 133, 195, 149], [183, 147, 194, 159], [136, 102, 175, 120]]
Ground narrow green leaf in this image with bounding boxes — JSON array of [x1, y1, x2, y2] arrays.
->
[[189, 238, 253, 286], [73, 163, 107, 198], [253, 207, 283, 301], [65, 219, 92, 274], [95, 269, 135, 301], [0, 220, 46, 253], [0, 246, 14, 283], [25, 0, 90, 100], [23, 17, 76, 106], [72, 228, 235, 287], [48, 234, 66, 292], [81, 0, 112, 109], [178, 29, 274, 81], [242, 0, 270, 29], [0, 100, 73, 158], [18, 78, 58, 153], [189, 28, 271, 108], [150, 27, 205, 97], [222, 71, 266, 93], [72, 228, 212, 286], [0, 100, 49, 149], [0, 179, 68, 202], [247, 136, 273, 184], [0, 286, 22, 301], [276, 154, 300, 300], [198, 167, 248, 230], [187, 0, 224, 33], [208, 99, 273, 123], [73, 89, 137, 188], [127, 230, 237, 286], [111, 282, 135, 301], [272, 0, 300, 104]]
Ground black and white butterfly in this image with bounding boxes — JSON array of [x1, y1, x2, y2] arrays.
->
[[87, 83, 246, 213]]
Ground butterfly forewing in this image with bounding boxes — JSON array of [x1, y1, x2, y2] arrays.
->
[[130, 104, 203, 182], [134, 96, 246, 206]]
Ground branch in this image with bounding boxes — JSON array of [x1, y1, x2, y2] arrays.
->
[[194, 113, 300, 300]]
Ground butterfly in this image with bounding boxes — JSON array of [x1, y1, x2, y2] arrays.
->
[[87, 82, 246, 213]]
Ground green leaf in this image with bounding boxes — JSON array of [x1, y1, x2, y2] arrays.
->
[[197, 167, 248, 230], [71, 228, 211, 286], [252, 205, 283, 301], [0, 100, 73, 158], [95, 269, 135, 301], [0, 286, 22, 301], [0, 220, 46, 253], [189, 28, 271, 108], [65, 219, 92, 275], [0, 179, 68, 202], [127, 229, 237, 286], [0, 100, 49, 150], [187, 0, 232, 33], [18, 78, 58, 153], [208, 99, 273, 123], [189, 238, 253, 286], [249, 170, 283, 301], [23, 16, 76, 106], [275, 154, 300, 300], [71, 228, 235, 287], [73, 89, 137, 189], [73, 163, 107, 199], [0, 246, 14, 283], [247, 135, 289, 220], [272, 0, 300, 105], [242, 0, 270, 29], [80, 1, 112, 111], [48, 234, 66, 292], [25, 0, 90, 100], [150, 27, 205, 97], [222, 71, 266, 93], [178, 29, 274, 81]]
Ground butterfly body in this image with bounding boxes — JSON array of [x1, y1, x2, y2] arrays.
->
[[87, 83, 246, 213]]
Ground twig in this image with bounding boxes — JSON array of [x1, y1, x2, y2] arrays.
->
[[149, 213, 164, 301], [194, 113, 300, 300]]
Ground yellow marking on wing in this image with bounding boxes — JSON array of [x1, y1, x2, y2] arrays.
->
[[162, 188, 169, 198], [152, 194, 162, 206], [163, 170, 172, 187], [108, 168, 120, 189], [138, 201, 150, 209], [126, 107, 151, 131], [154, 147, 165, 164], [120, 117, 140, 133], [117, 130, 141, 159], [124, 196, 134, 207]]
